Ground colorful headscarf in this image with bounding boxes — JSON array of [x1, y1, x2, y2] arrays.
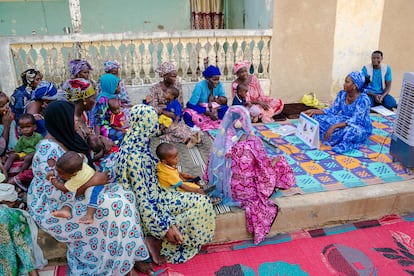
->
[[32, 81, 58, 101], [202, 65, 221, 78], [20, 69, 39, 87], [69, 59, 93, 77], [348, 71, 366, 92], [155, 62, 177, 77], [96, 73, 120, 101], [233, 60, 251, 74], [206, 105, 253, 206], [65, 78, 96, 102], [104, 60, 120, 73]]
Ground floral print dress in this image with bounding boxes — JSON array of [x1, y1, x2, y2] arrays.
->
[[27, 139, 149, 275]]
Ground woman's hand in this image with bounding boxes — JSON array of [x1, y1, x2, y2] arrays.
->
[[304, 109, 322, 117], [259, 101, 270, 111], [1, 107, 13, 126], [166, 225, 183, 245], [324, 126, 335, 141]]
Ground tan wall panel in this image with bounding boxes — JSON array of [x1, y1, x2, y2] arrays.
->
[[380, 0, 414, 99], [271, 0, 337, 103]]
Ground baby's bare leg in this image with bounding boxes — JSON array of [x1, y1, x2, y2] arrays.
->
[[52, 205, 72, 218], [79, 206, 95, 224]]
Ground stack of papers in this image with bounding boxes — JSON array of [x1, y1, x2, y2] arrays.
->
[[271, 125, 297, 136], [371, 106, 395, 116]]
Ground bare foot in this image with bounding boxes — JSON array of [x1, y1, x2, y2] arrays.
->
[[134, 261, 154, 275], [52, 208, 71, 219], [79, 214, 94, 224], [145, 236, 168, 265]]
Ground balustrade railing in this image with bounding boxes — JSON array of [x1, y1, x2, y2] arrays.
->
[[2, 29, 271, 92]]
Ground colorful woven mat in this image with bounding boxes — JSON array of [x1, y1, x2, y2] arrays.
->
[[208, 114, 414, 198]]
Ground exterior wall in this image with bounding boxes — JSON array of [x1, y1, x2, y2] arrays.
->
[[380, 0, 414, 99], [270, 0, 414, 103], [271, 0, 336, 103], [0, 0, 71, 36]]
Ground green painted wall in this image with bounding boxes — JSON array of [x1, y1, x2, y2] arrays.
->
[[245, 0, 273, 29], [0, 0, 270, 36], [0, 0, 71, 36], [80, 0, 191, 33]]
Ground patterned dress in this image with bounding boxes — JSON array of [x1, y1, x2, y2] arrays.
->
[[0, 205, 36, 275], [313, 90, 373, 153], [232, 75, 284, 123], [27, 139, 149, 275], [116, 104, 215, 263], [204, 106, 295, 244], [229, 135, 295, 244]]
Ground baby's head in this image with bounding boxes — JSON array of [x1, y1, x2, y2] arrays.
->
[[56, 151, 84, 180], [236, 83, 248, 99], [215, 96, 227, 105], [87, 133, 104, 153], [165, 87, 180, 102], [0, 91, 10, 115], [18, 113, 37, 137], [108, 98, 121, 114], [156, 142, 179, 167]]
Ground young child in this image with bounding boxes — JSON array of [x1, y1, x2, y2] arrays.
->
[[157, 87, 201, 149], [87, 133, 119, 164], [4, 113, 43, 175], [46, 151, 107, 224], [158, 87, 182, 133], [201, 95, 228, 120], [101, 98, 127, 143], [233, 83, 261, 123], [155, 142, 216, 195]]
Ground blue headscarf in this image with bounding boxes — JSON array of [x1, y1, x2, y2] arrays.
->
[[96, 73, 120, 101], [202, 65, 221, 78], [32, 81, 58, 101], [348, 71, 365, 92]]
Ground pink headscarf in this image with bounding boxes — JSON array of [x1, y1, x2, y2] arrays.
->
[[233, 60, 251, 74]]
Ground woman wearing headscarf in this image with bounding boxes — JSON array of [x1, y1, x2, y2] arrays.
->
[[27, 101, 154, 275], [183, 65, 229, 131], [147, 61, 184, 112], [10, 69, 42, 122], [65, 78, 118, 177], [25, 80, 59, 137], [61, 59, 95, 99], [232, 60, 284, 123], [304, 71, 372, 153], [91, 73, 121, 136], [116, 104, 215, 264], [99, 60, 131, 107], [204, 105, 295, 244]]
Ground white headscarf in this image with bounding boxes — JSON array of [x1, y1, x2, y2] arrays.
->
[[0, 183, 17, 202]]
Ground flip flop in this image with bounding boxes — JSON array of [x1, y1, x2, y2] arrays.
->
[[210, 197, 222, 206], [203, 184, 216, 194]]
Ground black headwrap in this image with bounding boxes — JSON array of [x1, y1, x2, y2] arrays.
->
[[44, 101, 93, 167]]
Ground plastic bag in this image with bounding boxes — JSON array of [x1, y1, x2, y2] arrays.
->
[[301, 92, 319, 107]]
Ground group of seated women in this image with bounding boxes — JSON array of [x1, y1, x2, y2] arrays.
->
[[0, 54, 377, 275]]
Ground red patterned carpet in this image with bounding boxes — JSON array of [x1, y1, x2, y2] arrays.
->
[[145, 213, 414, 275]]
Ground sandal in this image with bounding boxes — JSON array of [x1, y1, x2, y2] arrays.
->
[[203, 184, 216, 194], [210, 197, 222, 206]]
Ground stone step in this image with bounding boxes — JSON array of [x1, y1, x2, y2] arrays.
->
[[38, 178, 414, 265]]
